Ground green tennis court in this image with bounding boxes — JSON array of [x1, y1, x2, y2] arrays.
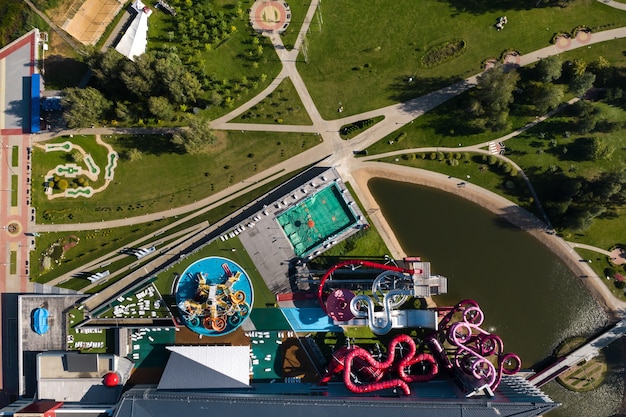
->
[[276, 183, 357, 256]]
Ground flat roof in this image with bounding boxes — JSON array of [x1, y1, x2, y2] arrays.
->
[[0, 29, 38, 134], [158, 346, 250, 390]]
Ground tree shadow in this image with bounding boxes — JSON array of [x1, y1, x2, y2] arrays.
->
[[2, 96, 26, 130], [44, 55, 88, 89], [549, 137, 592, 162], [387, 74, 466, 108], [435, 0, 564, 15], [116, 134, 182, 156]]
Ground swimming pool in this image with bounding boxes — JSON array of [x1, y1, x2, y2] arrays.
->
[[175, 257, 253, 336]]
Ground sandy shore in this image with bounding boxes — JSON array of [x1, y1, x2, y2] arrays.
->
[[349, 162, 626, 319]]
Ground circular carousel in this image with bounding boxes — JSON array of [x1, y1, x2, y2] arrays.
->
[[176, 256, 253, 336]]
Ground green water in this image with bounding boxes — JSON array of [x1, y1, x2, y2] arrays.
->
[[368, 177, 623, 417]]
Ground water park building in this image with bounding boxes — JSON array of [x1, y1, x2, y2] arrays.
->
[[1, 167, 558, 417]]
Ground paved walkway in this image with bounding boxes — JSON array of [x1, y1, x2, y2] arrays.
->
[[597, 0, 626, 11], [567, 242, 612, 257]]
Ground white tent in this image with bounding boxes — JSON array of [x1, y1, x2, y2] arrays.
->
[[115, 1, 152, 61]]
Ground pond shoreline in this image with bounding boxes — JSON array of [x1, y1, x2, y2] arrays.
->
[[349, 162, 626, 321]]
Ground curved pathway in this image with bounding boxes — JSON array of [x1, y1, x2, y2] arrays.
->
[[567, 242, 612, 257]]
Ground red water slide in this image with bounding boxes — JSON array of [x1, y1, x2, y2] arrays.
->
[[322, 334, 438, 395], [343, 347, 410, 395]]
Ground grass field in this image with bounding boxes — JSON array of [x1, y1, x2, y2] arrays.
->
[[574, 248, 626, 302], [230, 77, 313, 125], [364, 94, 538, 155], [555, 336, 607, 392], [32, 132, 321, 223], [32, 167, 310, 282], [298, 0, 626, 119], [31, 218, 174, 282]]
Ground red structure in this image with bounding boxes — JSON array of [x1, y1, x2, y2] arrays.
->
[[103, 372, 120, 387], [320, 334, 438, 395]]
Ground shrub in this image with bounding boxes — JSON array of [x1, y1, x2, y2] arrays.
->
[[551, 32, 570, 45], [421, 39, 466, 68]]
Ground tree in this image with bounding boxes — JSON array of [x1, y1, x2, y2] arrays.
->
[[148, 96, 175, 121], [71, 150, 83, 163], [115, 102, 130, 121], [572, 59, 587, 77], [118, 51, 203, 106], [171, 118, 217, 154], [578, 137, 614, 160], [62, 87, 111, 128], [589, 56, 612, 87], [569, 72, 596, 97], [472, 65, 520, 131], [127, 148, 143, 162], [87, 48, 126, 96], [535, 83, 564, 114], [57, 179, 69, 190], [536, 55, 562, 83]]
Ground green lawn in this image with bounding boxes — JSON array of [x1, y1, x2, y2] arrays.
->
[[11, 146, 18, 166], [230, 77, 313, 125], [33, 132, 321, 223], [340, 116, 385, 140], [574, 248, 626, 302], [298, 0, 626, 119], [31, 219, 174, 282], [11, 175, 17, 206], [10, 251, 17, 275], [32, 168, 309, 283]]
